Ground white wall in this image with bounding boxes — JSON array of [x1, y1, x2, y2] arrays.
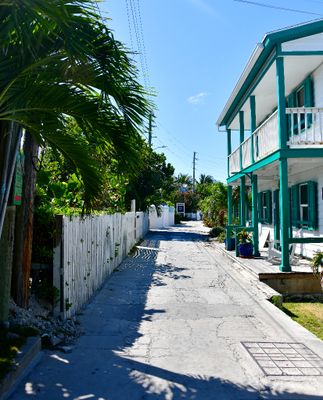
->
[[313, 62, 323, 107], [149, 205, 175, 229]]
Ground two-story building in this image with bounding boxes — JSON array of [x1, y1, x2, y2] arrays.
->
[[217, 19, 323, 272]]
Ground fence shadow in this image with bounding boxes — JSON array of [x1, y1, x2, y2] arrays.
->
[[13, 228, 323, 399]]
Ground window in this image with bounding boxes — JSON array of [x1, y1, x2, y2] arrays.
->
[[299, 183, 309, 222], [290, 181, 317, 230], [258, 190, 272, 224], [286, 75, 314, 136]]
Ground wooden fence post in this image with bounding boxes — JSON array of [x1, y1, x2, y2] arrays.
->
[[53, 215, 63, 316]]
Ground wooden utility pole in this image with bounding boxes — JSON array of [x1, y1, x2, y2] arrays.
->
[[192, 151, 197, 193], [148, 113, 153, 147]]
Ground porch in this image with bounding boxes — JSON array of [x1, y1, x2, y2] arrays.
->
[[214, 241, 322, 296], [229, 107, 323, 176]]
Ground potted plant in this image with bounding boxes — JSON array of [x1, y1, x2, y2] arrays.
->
[[237, 230, 253, 258], [311, 251, 323, 290]]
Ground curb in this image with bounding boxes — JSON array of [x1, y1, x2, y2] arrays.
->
[[0, 336, 42, 400], [213, 242, 283, 301]]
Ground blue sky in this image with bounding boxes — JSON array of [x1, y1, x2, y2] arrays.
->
[[100, 0, 323, 182]]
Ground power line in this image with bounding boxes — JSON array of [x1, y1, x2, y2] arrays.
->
[[233, 0, 323, 16]]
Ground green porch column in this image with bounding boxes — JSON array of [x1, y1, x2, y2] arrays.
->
[[240, 176, 246, 226], [276, 52, 291, 272], [250, 96, 256, 164], [251, 174, 260, 256], [226, 185, 233, 250], [227, 128, 231, 177], [227, 185, 233, 226], [239, 111, 244, 170]]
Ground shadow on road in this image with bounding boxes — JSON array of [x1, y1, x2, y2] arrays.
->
[[16, 229, 323, 400]]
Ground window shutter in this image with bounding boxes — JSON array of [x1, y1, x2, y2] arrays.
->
[[304, 76, 314, 107], [286, 93, 295, 137], [291, 184, 300, 227], [308, 181, 318, 230], [265, 190, 272, 224], [258, 193, 263, 222]]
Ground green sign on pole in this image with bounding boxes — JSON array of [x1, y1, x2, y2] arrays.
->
[[13, 153, 24, 206]]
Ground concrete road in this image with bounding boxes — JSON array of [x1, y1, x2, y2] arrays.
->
[[9, 222, 323, 399]]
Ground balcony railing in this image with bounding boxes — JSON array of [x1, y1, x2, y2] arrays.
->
[[229, 147, 240, 175], [286, 107, 323, 145], [228, 107, 323, 176]]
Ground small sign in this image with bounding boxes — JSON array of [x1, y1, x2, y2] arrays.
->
[[176, 202, 185, 215], [13, 153, 24, 206]]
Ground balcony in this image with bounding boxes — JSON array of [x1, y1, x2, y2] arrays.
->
[[228, 107, 323, 176]]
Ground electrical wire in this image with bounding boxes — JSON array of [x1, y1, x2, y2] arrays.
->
[[233, 0, 323, 16]]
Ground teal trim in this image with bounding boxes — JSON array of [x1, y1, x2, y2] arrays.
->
[[226, 186, 233, 250], [273, 189, 280, 243], [258, 190, 272, 224], [266, 20, 323, 46], [240, 176, 246, 226], [251, 174, 259, 256], [227, 150, 280, 184], [279, 158, 291, 272], [227, 185, 233, 226], [281, 148, 323, 158], [239, 111, 244, 170], [289, 237, 323, 244], [280, 51, 323, 56], [276, 51, 288, 150], [219, 20, 323, 129], [250, 96, 256, 164]]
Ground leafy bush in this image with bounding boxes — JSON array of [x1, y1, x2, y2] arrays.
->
[[209, 226, 225, 238], [217, 232, 226, 243]]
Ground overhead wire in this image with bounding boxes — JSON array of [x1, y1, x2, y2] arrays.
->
[[233, 0, 323, 16]]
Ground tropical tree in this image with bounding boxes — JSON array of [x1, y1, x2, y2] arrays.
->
[[0, 0, 151, 316], [198, 181, 228, 227], [125, 145, 175, 211]]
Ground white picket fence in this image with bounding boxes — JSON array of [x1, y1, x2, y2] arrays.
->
[[53, 212, 149, 318]]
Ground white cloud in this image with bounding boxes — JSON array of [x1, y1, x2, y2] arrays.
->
[[187, 91, 208, 104], [188, 0, 217, 16]]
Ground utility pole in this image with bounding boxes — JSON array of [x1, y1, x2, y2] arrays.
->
[[192, 151, 197, 193], [148, 113, 153, 147]]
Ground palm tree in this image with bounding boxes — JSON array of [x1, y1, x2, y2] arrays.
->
[[176, 174, 193, 190], [0, 0, 151, 315], [199, 174, 214, 185]]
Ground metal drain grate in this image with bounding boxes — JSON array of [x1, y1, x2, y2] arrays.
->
[[242, 341, 323, 376]]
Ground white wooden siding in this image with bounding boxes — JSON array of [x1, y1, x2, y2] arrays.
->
[[282, 33, 323, 52], [313, 62, 323, 107], [54, 212, 149, 318]]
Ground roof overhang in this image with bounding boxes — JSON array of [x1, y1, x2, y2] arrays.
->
[[217, 18, 323, 130]]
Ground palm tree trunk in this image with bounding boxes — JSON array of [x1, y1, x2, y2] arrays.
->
[[11, 132, 39, 308], [0, 206, 15, 324]]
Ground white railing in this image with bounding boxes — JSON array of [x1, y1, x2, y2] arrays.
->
[[253, 110, 279, 162], [286, 107, 323, 146], [228, 147, 240, 175], [228, 107, 323, 176], [241, 136, 252, 169]]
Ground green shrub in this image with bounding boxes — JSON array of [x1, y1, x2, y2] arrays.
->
[[209, 226, 225, 238], [217, 232, 226, 243]]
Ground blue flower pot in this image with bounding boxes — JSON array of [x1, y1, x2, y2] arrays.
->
[[225, 238, 236, 251], [238, 243, 253, 258]]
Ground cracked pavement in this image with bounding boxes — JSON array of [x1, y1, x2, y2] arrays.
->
[[9, 222, 323, 399]]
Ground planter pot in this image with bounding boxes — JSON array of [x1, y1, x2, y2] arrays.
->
[[238, 243, 253, 258], [225, 238, 236, 251]]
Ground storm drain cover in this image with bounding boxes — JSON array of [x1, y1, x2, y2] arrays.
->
[[242, 342, 323, 376]]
